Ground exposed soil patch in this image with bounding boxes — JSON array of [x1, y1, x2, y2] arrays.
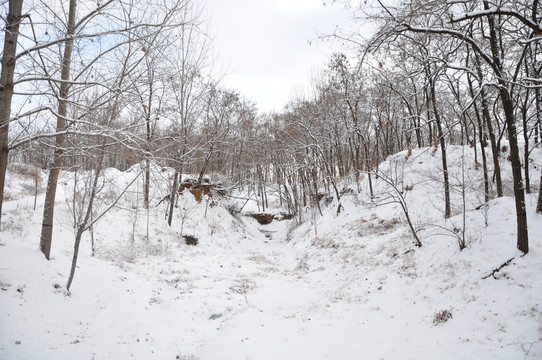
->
[[247, 212, 294, 225]]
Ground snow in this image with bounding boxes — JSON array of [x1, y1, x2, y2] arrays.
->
[[1, 143, 541, 359]]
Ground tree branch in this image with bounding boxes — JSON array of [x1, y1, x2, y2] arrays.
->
[[451, 7, 542, 35], [482, 257, 515, 279]]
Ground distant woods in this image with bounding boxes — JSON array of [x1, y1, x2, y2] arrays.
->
[[1, 0, 540, 256]]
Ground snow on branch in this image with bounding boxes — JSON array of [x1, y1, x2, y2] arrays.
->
[[398, 24, 497, 75], [450, 7, 542, 35]]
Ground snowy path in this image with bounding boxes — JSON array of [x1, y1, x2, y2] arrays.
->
[[192, 219, 341, 359]]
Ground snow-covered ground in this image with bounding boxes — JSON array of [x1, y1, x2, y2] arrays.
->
[[1, 144, 541, 359]]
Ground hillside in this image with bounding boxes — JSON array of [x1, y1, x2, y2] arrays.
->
[[1, 144, 541, 360]]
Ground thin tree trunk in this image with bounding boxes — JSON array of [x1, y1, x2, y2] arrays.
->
[[537, 170, 542, 213], [470, 79, 490, 203], [535, 80, 541, 148], [67, 169, 101, 292], [475, 55, 503, 197], [521, 91, 531, 194], [0, 0, 24, 228], [197, 143, 214, 185], [144, 158, 150, 208], [33, 165, 39, 210], [536, 63, 542, 214], [430, 76, 451, 219], [411, 80, 423, 148], [143, 79, 154, 209], [167, 170, 179, 226], [363, 142, 374, 199], [67, 226, 85, 292], [40, 0, 77, 259]]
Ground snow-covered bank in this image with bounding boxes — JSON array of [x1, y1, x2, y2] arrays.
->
[[1, 144, 541, 359]]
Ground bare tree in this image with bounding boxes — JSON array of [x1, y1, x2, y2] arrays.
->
[[365, 0, 535, 253], [35, 0, 190, 259], [429, 70, 452, 219], [165, 5, 214, 226], [39, 0, 78, 259], [65, 31, 148, 290], [372, 170, 422, 248]]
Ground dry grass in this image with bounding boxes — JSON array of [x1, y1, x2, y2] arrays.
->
[[248, 254, 272, 264], [311, 236, 340, 249], [348, 214, 402, 237], [229, 278, 256, 294], [295, 256, 310, 272], [433, 309, 453, 324]]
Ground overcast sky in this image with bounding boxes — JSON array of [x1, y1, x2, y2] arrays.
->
[[205, 0, 352, 113]]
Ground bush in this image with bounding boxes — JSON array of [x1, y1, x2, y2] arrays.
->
[[183, 235, 198, 246]]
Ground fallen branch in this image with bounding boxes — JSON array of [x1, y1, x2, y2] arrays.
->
[[482, 257, 515, 279]]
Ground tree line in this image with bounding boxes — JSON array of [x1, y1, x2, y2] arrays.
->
[[1, 0, 540, 273]]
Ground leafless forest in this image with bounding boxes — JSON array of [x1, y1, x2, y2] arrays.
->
[[1, 0, 541, 262]]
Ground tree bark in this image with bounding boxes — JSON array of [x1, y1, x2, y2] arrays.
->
[[0, 0, 24, 228], [40, 0, 77, 259]]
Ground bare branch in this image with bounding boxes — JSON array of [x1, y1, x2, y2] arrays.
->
[[451, 7, 542, 35]]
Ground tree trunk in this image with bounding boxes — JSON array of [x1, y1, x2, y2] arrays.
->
[[467, 73, 490, 203], [0, 0, 24, 228], [66, 168, 102, 292], [67, 226, 85, 292], [363, 142, 374, 198], [500, 88, 529, 254], [521, 92, 531, 194], [483, 0, 528, 253], [430, 76, 451, 219], [40, 0, 77, 259], [197, 143, 214, 185], [167, 170, 179, 226], [475, 55, 503, 197], [472, 88, 490, 203], [536, 63, 542, 214], [537, 171, 542, 214], [143, 79, 153, 209], [144, 158, 150, 208], [536, 73, 542, 150]]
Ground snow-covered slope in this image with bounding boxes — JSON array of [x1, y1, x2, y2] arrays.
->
[[1, 144, 541, 359]]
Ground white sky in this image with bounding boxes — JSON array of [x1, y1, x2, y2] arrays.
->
[[205, 0, 352, 113]]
